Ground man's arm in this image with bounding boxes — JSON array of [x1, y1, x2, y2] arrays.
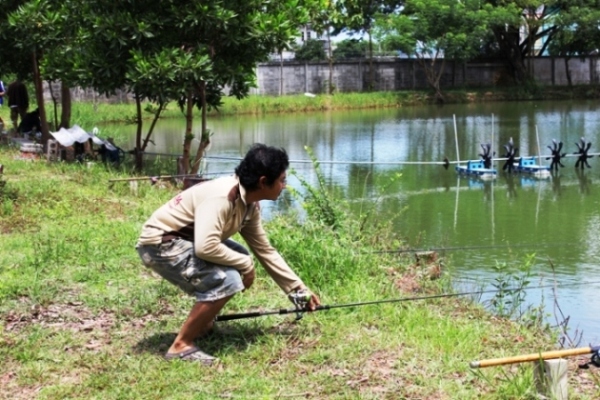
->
[[194, 197, 254, 274], [240, 206, 305, 294]]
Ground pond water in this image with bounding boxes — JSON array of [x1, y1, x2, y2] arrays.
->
[[112, 99, 600, 345]]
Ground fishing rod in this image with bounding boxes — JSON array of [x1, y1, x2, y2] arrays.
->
[[470, 345, 600, 368], [214, 280, 600, 322], [107, 172, 229, 183]]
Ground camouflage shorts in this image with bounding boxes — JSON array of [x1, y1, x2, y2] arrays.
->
[[136, 238, 246, 302]]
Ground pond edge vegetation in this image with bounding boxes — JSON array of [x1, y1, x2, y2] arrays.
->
[[51, 85, 600, 130]]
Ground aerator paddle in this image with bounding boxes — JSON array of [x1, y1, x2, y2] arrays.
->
[[546, 139, 566, 171], [574, 137, 593, 169], [502, 138, 518, 173], [479, 143, 493, 169]]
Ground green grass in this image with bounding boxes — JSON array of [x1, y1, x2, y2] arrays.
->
[[0, 145, 598, 399]]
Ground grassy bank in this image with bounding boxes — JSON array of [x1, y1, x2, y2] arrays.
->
[[1, 147, 598, 399], [211, 84, 600, 116], [2, 84, 597, 129]]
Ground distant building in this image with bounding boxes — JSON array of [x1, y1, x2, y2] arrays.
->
[[269, 25, 328, 61]]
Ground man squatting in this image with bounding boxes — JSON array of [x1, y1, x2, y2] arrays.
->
[[136, 143, 321, 363]]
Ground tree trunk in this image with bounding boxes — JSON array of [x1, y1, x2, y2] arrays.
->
[[181, 90, 194, 174], [32, 51, 50, 146], [327, 29, 333, 95], [47, 80, 59, 130], [279, 52, 283, 96], [141, 103, 164, 151], [368, 29, 374, 91], [492, 26, 529, 84], [565, 57, 572, 87], [134, 95, 143, 172], [417, 55, 445, 104], [59, 82, 71, 129], [191, 81, 209, 175]]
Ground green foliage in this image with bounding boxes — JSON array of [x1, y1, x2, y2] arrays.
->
[[487, 254, 535, 319], [332, 39, 368, 60], [294, 39, 327, 61], [289, 146, 344, 229], [127, 47, 212, 105], [376, 0, 493, 62], [336, 0, 403, 34], [547, 6, 600, 57], [0, 0, 318, 170]]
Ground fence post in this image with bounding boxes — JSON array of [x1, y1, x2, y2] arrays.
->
[[533, 359, 568, 400]]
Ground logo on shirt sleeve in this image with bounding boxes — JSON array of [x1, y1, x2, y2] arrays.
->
[[169, 194, 183, 208]]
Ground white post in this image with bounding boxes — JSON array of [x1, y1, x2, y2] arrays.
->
[[453, 114, 460, 163], [533, 359, 568, 400], [536, 125, 543, 164], [491, 113, 494, 168]]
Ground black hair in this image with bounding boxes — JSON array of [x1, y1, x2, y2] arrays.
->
[[235, 143, 289, 191]]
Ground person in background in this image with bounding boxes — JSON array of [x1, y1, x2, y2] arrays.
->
[[136, 143, 320, 364], [7, 81, 29, 133], [0, 80, 5, 107]]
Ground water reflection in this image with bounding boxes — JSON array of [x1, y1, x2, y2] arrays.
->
[[575, 169, 592, 195]]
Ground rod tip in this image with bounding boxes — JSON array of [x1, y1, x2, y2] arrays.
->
[[469, 361, 480, 368]]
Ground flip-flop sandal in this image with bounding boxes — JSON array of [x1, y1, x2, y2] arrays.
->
[[164, 346, 217, 365]]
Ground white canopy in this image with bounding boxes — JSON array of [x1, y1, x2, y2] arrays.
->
[[50, 125, 110, 148]]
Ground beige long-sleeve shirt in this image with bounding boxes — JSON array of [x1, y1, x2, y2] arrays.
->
[[137, 175, 303, 293]]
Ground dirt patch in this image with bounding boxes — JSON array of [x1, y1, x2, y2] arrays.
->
[[4, 300, 116, 334], [269, 332, 321, 365], [388, 251, 443, 293], [568, 356, 600, 396], [2, 297, 168, 342]]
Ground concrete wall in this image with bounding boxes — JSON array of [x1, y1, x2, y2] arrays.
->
[[253, 56, 600, 95], [43, 81, 134, 103], [42, 56, 600, 102]]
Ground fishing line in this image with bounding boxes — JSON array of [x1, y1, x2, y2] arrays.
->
[[371, 242, 573, 254], [203, 155, 449, 166], [202, 153, 600, 166], [107, 147, 600, 168]]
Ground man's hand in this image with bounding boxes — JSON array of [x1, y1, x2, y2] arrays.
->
[[290, 287, 321, 311], [307, 291, 321, 311], [242, 269, 255, 290]]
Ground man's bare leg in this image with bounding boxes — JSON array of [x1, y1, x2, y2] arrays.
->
[[168, 295, 232, 354]]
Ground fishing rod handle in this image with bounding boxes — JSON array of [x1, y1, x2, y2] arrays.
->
[[470, 346, 594, 368], [214, 304, 332, 322], [214, 311, 265, 321], [214, 308, 292, 322]]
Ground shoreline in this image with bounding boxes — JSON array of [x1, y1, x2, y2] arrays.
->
[[211, 85, 600, 116]]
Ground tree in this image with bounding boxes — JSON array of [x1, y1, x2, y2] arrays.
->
[[336, 0, 404, 90], [333, 39, 368, 59], [482, 1, 600, 85], [267, 3, 309, 96], [8, 0, 67, 144], [165, 0, 313, 174], [294, 39, 327, 61], [547, 7, 600, 86], [33, 0, 313, 172], [376, 0, 495, 102], [307, 0, 344, 94], [0, 0, 33, 82]]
